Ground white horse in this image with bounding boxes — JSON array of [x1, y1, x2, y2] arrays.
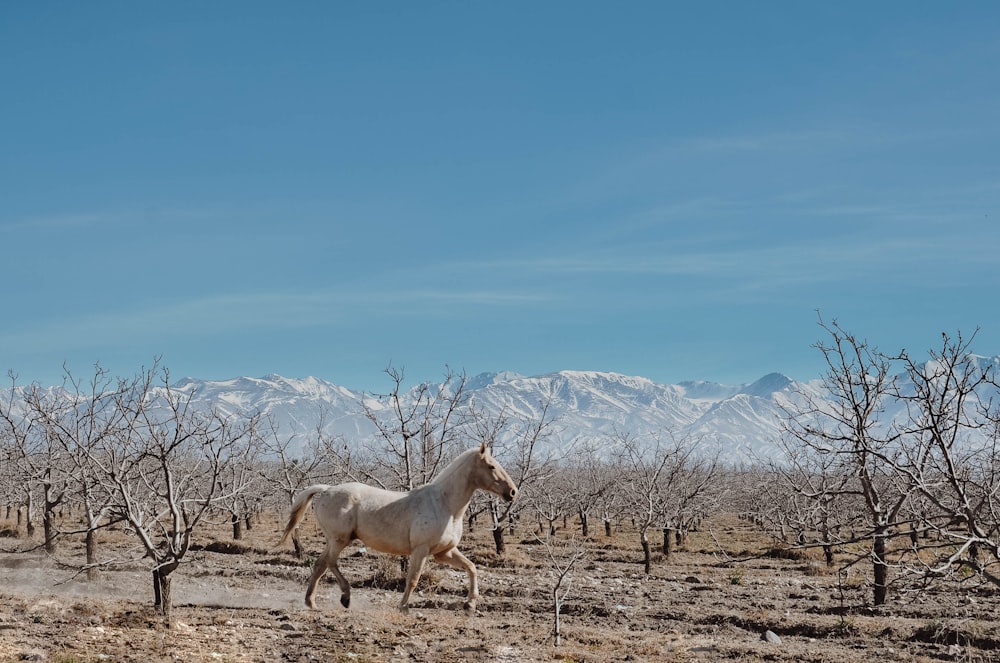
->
[[280, 443, 517, 613]]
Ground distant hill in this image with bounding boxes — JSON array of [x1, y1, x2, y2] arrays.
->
[[7, 358, 998, 464], [167, 369, 826, 462]]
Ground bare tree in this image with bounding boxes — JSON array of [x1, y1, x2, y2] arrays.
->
[[0, 378, 26, 529], [541, 533, 587, 647], [770, 442, 856, 566], [470, 391, 561, 555], [530, 468, 574, 536], [781, 317, 915, 606], [0, 371, 45, 540], [663, 445, 721, 552], [216, 432, 264, 541], [97, 364, 261, 626], [24, 364, 129, 575], [896, 331, 1000, 585], [564, 439, 621, 538], [361, 364, 468, 490], [615, 429, 701, 574]]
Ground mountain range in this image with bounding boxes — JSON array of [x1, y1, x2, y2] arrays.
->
[[169, 369, 826, 463], [9, 357, 999, 464]]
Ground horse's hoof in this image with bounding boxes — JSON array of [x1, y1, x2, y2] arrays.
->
[[305, 600, 317, 610], [463, 601, 477, 615], [340, 595, 350, 609]]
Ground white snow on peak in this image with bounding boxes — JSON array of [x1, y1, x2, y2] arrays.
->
[[7, 356, 999, 464]]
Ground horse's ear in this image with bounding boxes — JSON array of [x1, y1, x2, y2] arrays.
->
[[479, 442, 487, 456]]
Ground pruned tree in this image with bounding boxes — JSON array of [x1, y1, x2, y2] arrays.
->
[[216, 428, 264, 541], [896, 330, 1000, 586], [361, 364, 468, 490], [781, 317, 915, 606], [770, 442, 855, 566], [615, 429, 702, 574], [530, 467, 574, 536], [542, 533, 587, 648], [469, 389, 561, 555], [24, 363, 129, 576], [564, 439, 621, 538], [97, 363, 262, 626], [663, 444, 721, 551], [0, 371, 45, 540]]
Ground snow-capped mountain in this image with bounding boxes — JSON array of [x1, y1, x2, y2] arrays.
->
[[163, 369, 826, 462], [171, 374, 375, 440], [5, 358, 997, 464]]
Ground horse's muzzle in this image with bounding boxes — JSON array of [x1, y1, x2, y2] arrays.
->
[[503, 487, 517, 502]]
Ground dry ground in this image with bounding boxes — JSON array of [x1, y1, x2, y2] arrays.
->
[[1, 511, 999, 662]]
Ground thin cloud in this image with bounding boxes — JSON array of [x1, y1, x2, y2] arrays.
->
[[680, 129, 851, 154], [0, 288, 549, 355], [0, 212, 113, 234]]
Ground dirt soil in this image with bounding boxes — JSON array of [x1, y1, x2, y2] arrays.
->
[[2, 512, 999, 662]]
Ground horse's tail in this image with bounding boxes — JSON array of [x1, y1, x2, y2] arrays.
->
[[279, 485, 328, 547]]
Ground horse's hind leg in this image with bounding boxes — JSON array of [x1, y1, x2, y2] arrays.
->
[[305, 539, 349, 609], [434, 548, 479, 614], [330, 554, 351, 608], [305, 548, 329, 609]]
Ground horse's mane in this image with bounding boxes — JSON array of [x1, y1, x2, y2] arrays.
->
[[431, 446, 482, 486]]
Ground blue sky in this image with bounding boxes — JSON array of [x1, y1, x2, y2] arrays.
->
[[2, 2, 999, 392]]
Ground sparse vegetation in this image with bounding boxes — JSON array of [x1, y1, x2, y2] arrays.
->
[[3, 509, 1000, 661]]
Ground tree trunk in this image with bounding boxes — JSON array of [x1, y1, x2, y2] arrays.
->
[[160, 573, 174, 627], [579, 510, 589, 537], [156, 560, 180, 627], [492, 526, 506, 556], [490, 502, 505, 555], [873, 527, 888, 606], [25, 494, 35, 538], [231, 513, 243, 540], [292, 529, 304, 559], [604, 518, 612, 537], [42, 474, 61, 554], [552, 589, 562, 647], [43, 506, 57, 553], [86, 529, 98, 580], [823, 525, 835, 566], [662, 526, 675, 558], [641, 532, 651, 575], [153, 568, 162, 608]]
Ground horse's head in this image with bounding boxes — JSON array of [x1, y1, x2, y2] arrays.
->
[[474, 443, 517, 502]]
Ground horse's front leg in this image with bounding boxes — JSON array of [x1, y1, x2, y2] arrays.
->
[[434, 547, 478, 614], [399, 547, 429, 613]]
